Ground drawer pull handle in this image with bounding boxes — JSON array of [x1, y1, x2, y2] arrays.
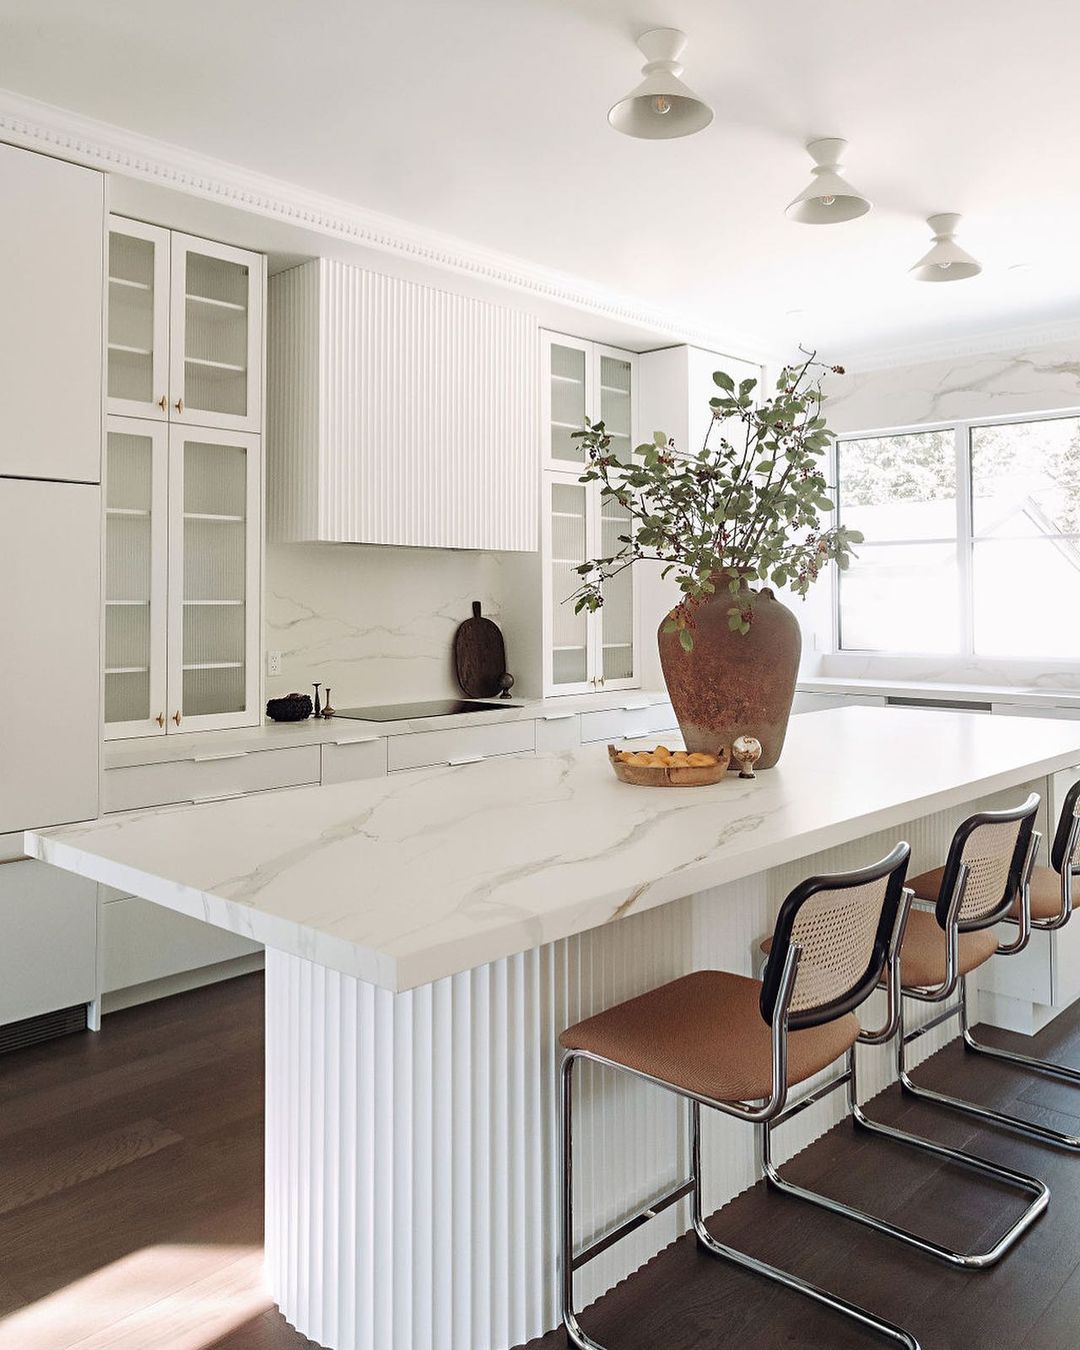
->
[[448, 754, 484, 766], [542, 713, 575, 721], [191, 791, 246, 804], [192, 752, 249, 763], [333, 736, 379, 746], [622, 702, 650, 711]]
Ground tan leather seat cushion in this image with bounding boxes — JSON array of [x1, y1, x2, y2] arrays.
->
[[911, 863, 1070, 924], [559, 970, 859, 1104], [899, 907, 997, 988]]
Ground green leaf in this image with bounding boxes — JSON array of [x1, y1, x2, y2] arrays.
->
[[679, 627, 694, 652], [653, 430, 667, 448], [712, 371, 735, 393]]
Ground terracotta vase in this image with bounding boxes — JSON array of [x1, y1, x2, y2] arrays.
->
[[657, 583, 801, 770]]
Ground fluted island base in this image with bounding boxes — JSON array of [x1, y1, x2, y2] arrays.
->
[[262, 782, 1032, 1350]]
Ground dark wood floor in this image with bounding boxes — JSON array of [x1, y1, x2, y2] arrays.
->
[[1, 976, 1079, 1349]]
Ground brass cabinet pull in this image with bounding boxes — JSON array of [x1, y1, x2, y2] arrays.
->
[[156, 712, 165, 728], [175, 397, 184, 415], [158, 395, 167, 412], [172, 710, 182, 726]]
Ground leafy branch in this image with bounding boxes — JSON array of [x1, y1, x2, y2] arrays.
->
[[570, 352, 863, 649]]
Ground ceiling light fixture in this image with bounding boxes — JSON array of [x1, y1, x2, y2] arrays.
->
[[910, 213, 982, 282], [608, 28, 714, 139], [785, 138, 871, 224]]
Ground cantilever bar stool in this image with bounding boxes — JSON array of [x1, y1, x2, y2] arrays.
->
[[898, 782, 1080, 1149], [758, 796, 1050, 1270], [558, 843, 921, 1350]]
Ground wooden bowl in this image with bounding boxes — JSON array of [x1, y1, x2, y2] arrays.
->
[[607, 743, 731, 787]]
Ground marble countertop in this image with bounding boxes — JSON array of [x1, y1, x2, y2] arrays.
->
[[796, 676, 1080, 710], [33, 707, 1080, 993], [102, 689, 675, 769]]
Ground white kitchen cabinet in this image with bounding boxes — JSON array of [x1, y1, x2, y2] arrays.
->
[[168, 426, 261, 731], [544, 472, 639, 695], [0, 479, 100, 833], [0, 849, 97, 1026], [103, 419, 262, 737], [386, 721, 535, 772], [100, 893, 260, 996], [107, 218, 264, 432], [267, 259, 538, 551], [107, 218, 171, 419], [103, 744, 319, 812], [0, 143, 104, 483], [320, 736, 389, 785], [541, 334, 639, 695], [103, 417, 169, 735], [169, 232, 264, 433]]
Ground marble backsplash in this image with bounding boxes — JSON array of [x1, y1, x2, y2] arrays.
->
[[264, 542, 507, 707], [823, 335, 1080, 432]]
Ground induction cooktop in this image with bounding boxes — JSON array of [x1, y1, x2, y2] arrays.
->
[[334, 699, 521, 722]]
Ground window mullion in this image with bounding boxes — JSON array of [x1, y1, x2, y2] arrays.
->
[[955, 423, 975, 656]]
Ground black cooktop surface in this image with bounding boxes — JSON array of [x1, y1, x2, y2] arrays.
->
[[334, 699, 521, 722]]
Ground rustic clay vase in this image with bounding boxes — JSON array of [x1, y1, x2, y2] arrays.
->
[[657, 582, 801, 770]]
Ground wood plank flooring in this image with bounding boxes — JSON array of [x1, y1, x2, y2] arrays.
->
[[0, 973, 1078, 1349]]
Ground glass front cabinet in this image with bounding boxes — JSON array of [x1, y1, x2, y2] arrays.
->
[[104, 419, 261, 737], [107, 218, 263, 433], [104, 217, 265, 737], [542, 332, 638, 695]]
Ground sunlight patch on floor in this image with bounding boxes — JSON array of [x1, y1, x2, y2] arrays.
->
[[0, 1243, 270, 1350]]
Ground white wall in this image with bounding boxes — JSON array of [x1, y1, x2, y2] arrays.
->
[[264, 543, 509, 706]]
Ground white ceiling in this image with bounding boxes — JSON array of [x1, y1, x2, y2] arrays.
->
[[2, 0, 1078, 363]]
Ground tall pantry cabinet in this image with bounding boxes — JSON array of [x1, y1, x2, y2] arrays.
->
[[104, 218, 265, 736], [0, 142, 103, 1033]]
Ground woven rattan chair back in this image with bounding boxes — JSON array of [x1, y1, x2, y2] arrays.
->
[[761, 843, 910, 1031]]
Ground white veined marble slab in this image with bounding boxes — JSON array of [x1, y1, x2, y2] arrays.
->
[[26, 706, 1080, 993]]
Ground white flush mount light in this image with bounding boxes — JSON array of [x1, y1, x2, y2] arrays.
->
[[911, 213, 982, 282], [786, 138, 871, 224], [608, 28, 714, 139]]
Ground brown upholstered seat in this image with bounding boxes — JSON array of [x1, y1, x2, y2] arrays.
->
[[898, 908, 997, 988], [909, 863, 1070, 924], [558, 970, 859, 1103]]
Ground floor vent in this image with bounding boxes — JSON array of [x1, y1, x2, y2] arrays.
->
[[0, 1003, 88, 1055]]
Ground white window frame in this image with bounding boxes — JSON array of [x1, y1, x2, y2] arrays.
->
[[832, 405, 1080, 659]]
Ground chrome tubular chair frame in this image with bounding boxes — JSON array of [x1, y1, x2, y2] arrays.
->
[[897, 792, 1080, 1150], [559, 846, 923, 1350], [759, 862, 1049, 1269]]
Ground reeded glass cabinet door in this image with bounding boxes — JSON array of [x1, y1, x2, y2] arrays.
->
[[547, 478, 593, 693], [167, 428, 260, 731], [598, 349, 633, 458], [544, 335, 590, 468], [597, 488, 636, 684], [106, 218, 170, 419], [103, 418, 168, 738], [169, 234, 263, 433]]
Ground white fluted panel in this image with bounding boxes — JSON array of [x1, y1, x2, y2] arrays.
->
[[267, 259, 539, 552], [265, 782, 1041, 1350]]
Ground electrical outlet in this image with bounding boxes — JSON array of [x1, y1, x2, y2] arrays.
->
[[267, 650, 283, 677]]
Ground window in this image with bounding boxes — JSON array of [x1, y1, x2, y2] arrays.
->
[[836, 413, 1080, 659]]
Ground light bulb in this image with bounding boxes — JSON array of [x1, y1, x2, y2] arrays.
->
[[652, 94, 672, 115], [819, 195, 836, 206]]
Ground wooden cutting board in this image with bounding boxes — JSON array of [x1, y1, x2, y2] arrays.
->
[[453, 601, 507, 698]]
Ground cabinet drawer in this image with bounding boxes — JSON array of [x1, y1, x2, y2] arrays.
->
[[580, 705, 660, 744], [101, 894, 260, 994], [535, 713, 581, 752], [103, 745, 321, 812], [321, 736, 388, 785], [0, 857, 97, 1025], [387, 721, 535, 772]]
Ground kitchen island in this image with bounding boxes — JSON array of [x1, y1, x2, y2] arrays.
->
[[26, 707, 1080, 1350]]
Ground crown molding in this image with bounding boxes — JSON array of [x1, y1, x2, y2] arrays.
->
[[0, 86, 774, 366], [837, 313, 1080, 374]]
